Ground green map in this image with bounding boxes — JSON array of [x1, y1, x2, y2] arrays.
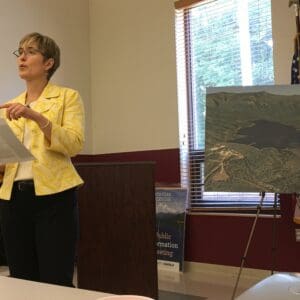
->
[[205, 88, 300, 193]]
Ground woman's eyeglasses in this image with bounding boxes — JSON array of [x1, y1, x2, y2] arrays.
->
[[13, 48, 42, 58]]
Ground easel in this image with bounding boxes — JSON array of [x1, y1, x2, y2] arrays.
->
[[231, 192, 279, 300], [231, 1, 299, 297]]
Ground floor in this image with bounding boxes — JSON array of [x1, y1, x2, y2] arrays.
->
[[0, 263, 270, 300]]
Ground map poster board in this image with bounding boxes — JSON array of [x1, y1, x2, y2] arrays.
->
[[205, 85, 300, 193], [155, 187, 187, 272]]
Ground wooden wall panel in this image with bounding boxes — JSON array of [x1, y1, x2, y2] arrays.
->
[[76, 162, 158, 299]]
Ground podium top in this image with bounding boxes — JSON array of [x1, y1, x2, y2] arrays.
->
[[0, 276, 112, 300]]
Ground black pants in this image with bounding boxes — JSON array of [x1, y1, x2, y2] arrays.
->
[[0, 182, 78, 287]]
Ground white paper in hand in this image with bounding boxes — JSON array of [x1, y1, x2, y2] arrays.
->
[[0, 118, 34, 163]]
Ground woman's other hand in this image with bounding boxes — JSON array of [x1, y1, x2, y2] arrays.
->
[[0, 102, 52, 142], [0, 103, 33, 121]]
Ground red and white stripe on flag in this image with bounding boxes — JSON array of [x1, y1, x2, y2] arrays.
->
[[291, 31, 300, 222]]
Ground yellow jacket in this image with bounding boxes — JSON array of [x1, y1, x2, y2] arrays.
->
[[0, 83, 85, 200]]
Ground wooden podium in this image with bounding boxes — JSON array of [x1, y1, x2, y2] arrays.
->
[[75, 162, 158, 299]]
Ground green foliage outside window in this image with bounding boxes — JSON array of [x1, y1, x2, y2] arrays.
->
[[188, 0, 274, 150]]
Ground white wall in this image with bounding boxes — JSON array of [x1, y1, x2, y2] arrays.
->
[[89, 0, 179, 154], [272, 1, 295, 84], [0, 0, 296, 155], [89, 0, 296, 155], [0, 0, 92, 153]]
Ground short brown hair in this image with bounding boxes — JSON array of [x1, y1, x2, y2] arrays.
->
[[19, 32, 60, 80]]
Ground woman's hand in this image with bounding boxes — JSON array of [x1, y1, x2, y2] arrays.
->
[[0, 103, 52, 142], [0, 103, 33, 121]]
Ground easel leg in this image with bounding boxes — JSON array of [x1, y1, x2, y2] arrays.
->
[[271, 193, 278, 274], [231, 192, 265, 300]]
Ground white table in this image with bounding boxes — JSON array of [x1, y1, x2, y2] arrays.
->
[[0, 275, 113, 300], [236, 273, 300, 300]]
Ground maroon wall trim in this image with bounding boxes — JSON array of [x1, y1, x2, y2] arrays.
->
[[185, 194, 300, 272], [73, 148, 180, 184]]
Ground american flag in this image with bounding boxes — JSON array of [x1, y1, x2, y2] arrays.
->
[[292, 47, 300, 223], [291, 52, 300, 84]]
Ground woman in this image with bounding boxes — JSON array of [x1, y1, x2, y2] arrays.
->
[[0, 32, 84, 287]]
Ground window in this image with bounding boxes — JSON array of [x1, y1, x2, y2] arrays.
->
[[175, 0, 278, 212]]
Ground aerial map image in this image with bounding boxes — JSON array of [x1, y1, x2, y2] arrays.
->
[[204, 85, 300, 193]]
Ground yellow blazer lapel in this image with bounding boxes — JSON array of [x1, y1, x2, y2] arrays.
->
[[34, 100, 58, 113], [32, 83, 61, 114], [40, 83, 60, 100]]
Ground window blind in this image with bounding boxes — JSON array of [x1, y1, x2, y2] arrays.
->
[[175, 0, 277, 212]]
